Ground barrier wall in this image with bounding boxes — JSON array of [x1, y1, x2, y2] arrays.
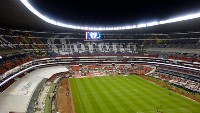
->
[[26, 78, 47, 113]]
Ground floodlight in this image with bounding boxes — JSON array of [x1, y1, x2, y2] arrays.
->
[[20, 0, 200, 31], [147, 22, 159, 26], [137, 24, 147, 28], [125, 26, 131, 29]]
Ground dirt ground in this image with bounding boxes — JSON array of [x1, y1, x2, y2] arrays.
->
[[57, 78, 75, 113], [139, 75, 200, 103]]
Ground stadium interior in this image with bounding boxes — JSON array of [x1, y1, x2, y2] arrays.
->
[[0, 0, 200, 113]]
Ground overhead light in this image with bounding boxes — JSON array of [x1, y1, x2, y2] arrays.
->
[[0, 56, 2, 59], [137, 24, 147, 28], [125, 26, 131, 29], [20, 0, 200, 31], [147, 21, 159, 26]]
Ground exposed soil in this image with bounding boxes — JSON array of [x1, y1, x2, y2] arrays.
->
[[57, 78, 75, 113]]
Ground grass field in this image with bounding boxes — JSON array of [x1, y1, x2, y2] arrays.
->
[[70, 75, 200, 113], [44, 83, 56, 113]]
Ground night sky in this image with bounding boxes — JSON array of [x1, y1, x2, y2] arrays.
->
[[29, 0, 200, 26]]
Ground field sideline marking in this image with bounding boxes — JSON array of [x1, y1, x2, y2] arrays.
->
[[73, 79, 85, 113]]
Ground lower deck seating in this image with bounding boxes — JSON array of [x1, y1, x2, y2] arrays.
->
[[151, 72, 200, 93], [0, 54, 32, 75]]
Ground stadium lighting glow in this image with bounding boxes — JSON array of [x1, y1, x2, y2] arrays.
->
[[21, 0, 200, 31], [147, 21, 159, 26], [125, 26, 131, 29], [137, 24, 147, 28]]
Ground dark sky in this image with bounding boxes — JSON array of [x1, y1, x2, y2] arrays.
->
[[29, 0, 200, 26]]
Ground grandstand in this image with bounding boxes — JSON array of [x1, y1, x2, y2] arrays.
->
[[0, 0, 200, 113], [0, 28, 200, 112]]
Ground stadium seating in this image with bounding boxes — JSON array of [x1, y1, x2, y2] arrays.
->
[[0, 28, 200, 62], [0, 54, 32, 76], [1, 28, 200, 94], [150, 72, 200, 93], [70, 64, 153, 77]]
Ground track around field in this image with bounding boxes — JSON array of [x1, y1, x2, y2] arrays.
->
[[57, 78, 75, 113]]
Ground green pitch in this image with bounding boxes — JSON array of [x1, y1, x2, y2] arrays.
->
[[70, 75, 200, 113]]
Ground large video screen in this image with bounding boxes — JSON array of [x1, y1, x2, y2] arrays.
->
[[85, 32, 101, 41]]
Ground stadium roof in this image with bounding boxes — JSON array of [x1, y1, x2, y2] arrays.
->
[[1, 0, 200, 33]]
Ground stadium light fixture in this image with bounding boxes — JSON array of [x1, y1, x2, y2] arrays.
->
[[21, 0, 200, 31], [147, 21, 159, 27], [137, 24, 147, 28], [131, 25, 136, 29], [125, 26, 131, 29]]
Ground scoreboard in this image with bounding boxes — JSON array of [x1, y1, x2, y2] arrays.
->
[[85, 32, 101, 41]]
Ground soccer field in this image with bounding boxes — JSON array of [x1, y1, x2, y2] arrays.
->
[[70, 76, 200, 113]]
